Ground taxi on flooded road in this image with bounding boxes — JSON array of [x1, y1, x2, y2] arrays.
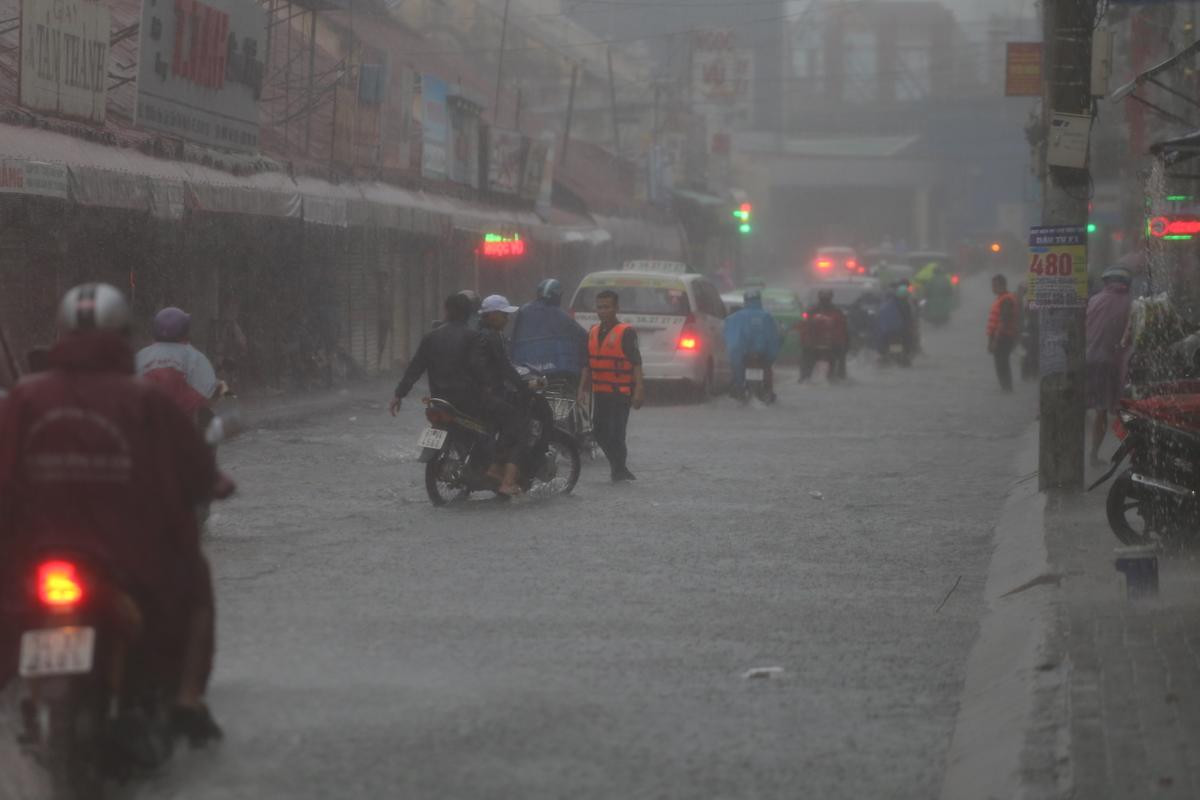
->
[[570, 261, 732, 401]]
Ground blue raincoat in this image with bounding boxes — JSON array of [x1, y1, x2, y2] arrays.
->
[[510, 298, 589, 375], [723, 295, 782, 387]]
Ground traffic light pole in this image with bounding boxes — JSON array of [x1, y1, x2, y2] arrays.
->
[[1038, 0, 1096, 492]]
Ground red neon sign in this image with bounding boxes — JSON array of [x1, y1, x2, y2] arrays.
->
[[1149, 216, 1200, 238], [478, 233, 526, 258]]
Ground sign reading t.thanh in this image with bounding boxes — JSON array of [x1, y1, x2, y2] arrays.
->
[[20, 0, 111, 123], [135, 0, 265, 152], [1028, 225, 1088, 308]]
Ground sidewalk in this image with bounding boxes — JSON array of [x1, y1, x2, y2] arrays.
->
[[942, 427, 1200, 799], [1034, 489, 1200, 799]]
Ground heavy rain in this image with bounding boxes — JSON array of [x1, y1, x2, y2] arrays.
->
[[1, 0, 1199, 798]]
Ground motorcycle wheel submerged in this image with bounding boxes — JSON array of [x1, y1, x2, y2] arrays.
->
[[424, 443, 471, 506], [525, 429, 582, 499]]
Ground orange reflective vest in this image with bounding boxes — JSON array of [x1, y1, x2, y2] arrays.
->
[[987, 293, 1019, 339], [588, 323, 634, 395]]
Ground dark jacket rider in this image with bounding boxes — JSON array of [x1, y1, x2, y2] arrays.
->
[[390, 293, 481, 416]]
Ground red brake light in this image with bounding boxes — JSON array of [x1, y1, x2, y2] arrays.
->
[[425, 407, 454, 425], [816, 259, 833, 270], [951, 274, 960, 285], [847, 259, 858, 269], [38, 561, 84, 608], [678, 336, 698, 350]]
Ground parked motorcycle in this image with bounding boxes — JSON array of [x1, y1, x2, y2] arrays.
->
[[1090, 383, 1200, 546], [417, 369, 582, 505]]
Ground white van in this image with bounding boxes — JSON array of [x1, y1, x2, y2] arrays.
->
[[570, 261, 731, 400]]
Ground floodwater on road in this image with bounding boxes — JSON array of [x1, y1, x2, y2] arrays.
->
[[2, 275, 1036, 800]]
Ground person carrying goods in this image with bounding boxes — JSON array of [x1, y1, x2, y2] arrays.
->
[[724, 288, 782, 399], [578, 290, 645, 482], [987, 274, 1019, 392], [510, 278, 588, 386]]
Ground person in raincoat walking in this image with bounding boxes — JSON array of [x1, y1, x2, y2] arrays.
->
[[724, 288, 782, 401]]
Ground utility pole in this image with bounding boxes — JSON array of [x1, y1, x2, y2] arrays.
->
[[560, 63, 578, 167], [493, 0, 512, 125], [607, 46, 621, 154], [1038, 0, 1096, 491]]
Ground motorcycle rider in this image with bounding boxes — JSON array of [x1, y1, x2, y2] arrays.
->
[[390, 293, 482, 417], [473, 295, 535, 496], [875, 282, 915, 364], [460, 289, 483, 331], [136, 306, 227, 419], [0, 284, 225, 744], [723, 288, 782, 400], [800, 289, 849, 382], [510, 278, 588, 388], [920, 264, 954, 327]]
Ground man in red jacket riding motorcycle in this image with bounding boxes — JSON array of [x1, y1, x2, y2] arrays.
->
[[0, 283, 226, 744]]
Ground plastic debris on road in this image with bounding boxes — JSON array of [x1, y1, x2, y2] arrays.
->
[[742, 666, 785, 680]]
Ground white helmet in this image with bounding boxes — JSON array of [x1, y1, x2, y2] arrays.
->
[[56, 283, 131, 335]]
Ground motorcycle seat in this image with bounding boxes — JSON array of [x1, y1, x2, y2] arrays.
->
[[428, 398, 489, 433]]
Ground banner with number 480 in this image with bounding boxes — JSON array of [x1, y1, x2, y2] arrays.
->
[[1027, 225, 1088, 309]]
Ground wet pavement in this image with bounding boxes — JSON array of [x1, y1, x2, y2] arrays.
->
[[2, 276, 1036, 799]]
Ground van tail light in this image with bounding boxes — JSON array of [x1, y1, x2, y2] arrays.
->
[[846, 259, 858, 270], [37, 560, 84, 609], [677, 314, 700, 351]]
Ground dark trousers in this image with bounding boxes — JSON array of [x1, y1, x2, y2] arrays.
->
[[593, 392, 632, 476], [482, 393, 530, 463], [993, 336, 1016, 391]]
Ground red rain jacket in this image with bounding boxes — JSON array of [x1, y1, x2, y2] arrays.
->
[[0, 331, 216, 609]]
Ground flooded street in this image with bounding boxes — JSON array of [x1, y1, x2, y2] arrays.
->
[[106, 277, 1036, 799]]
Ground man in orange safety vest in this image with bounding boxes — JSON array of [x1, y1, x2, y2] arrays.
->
[[578, 290, 645, 481]]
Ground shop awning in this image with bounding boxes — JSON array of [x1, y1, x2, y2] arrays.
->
[[535, 206, 612, 246]]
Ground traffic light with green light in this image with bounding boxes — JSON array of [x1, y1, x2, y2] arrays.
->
[[733, 202, 753, 235]]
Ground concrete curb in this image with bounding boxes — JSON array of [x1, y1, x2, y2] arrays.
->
[[940, 425, 1064, 800]]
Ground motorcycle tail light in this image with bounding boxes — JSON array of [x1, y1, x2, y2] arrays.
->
[[425, 408, 454, 425], [37, 560, 84, 609], [678, 335, 698, 350], [951, 274, 960, 285], [1113, 418, 1128, 440]]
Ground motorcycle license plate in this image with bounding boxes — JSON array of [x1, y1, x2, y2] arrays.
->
[[745, 368, 765, 381], [417, 427, 448, 449], [19, 627, 95, 677], [549, 398, 573, 420]]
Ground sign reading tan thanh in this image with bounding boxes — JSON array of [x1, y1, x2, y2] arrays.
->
[[135, 0, 265, 152], [20, 0, 111, 123]]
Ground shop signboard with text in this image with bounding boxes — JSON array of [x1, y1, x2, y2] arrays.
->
[[1028, 225, 1088, 308], [20, 0, 111, 123], [135, 0, 265, 152]]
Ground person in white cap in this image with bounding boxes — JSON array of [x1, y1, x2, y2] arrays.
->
[[474, 294, 535, 495]]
